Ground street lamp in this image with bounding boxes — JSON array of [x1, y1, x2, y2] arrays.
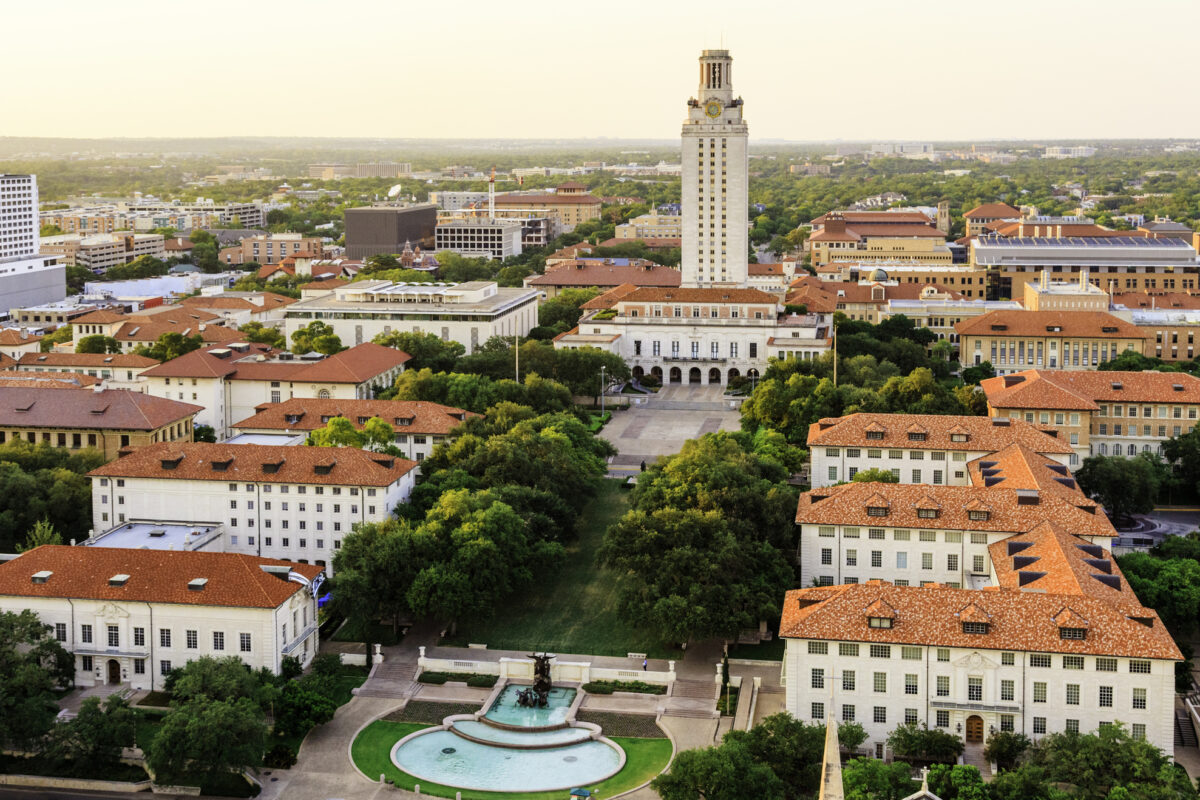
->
[[600, 365, 606, 414]]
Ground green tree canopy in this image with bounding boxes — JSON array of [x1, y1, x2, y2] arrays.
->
[[290, 321, 345, 355], [851, 468, 899, 483], [651, 739, 785, 800], [372, 330, 465, 372], [0, 610, 74, 749], [16, 518, 62, 552], [1075, 453, 1164, 523], [75, 334, 120, 354], [134, 331, 204, 362], [147, 697, 267, 783]]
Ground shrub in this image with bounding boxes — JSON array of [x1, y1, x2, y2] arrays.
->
[[310, 652, 342, 678], [639, 374, 661, 388], [887, 722, 964, 765], [263, 744, 297, 769], [582, 679, 667, 695], [417, 671, 497, 687], [983, 730, 1031, 770], [467, 674, 498, 688]]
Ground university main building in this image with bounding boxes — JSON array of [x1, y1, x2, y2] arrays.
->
[[554, 50, 830, 384]]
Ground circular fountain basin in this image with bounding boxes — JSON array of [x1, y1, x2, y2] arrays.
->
[[391, 729, 623, 793], [450, 719, 593, 748]]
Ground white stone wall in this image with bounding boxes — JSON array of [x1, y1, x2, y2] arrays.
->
[[0, 591, 317, 691], [811, 447, 982, 489], [784, 638, 1175, 757], [91, 472, 414, 572]]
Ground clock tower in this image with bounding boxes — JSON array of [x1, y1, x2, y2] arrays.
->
[[681, 49, 749, 288]]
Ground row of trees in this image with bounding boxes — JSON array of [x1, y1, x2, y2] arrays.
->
[[330, 405, 614, 635], [0, 441, 101, 552], [599, 431, 802, 644]]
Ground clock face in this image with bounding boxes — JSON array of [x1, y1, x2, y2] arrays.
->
[[704, 100, 722, 118]]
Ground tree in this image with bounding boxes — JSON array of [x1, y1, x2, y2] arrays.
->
[[148, 698, 267, 783], [538, 288, 603, 333], [1115, 552, 1200, 633], [1075, 453, 1164, 524], [135, 332, 203, 362], [272, 681, 337, 739], [330, 518, 425, 636], [1163, 427, 1200, 498], [0, 441, 103, 554], [886, 722, 964, 764], [372, 330, 465, 372], [842, 757, 919, 800], [651, 740, 785, 800], [838, 721, 869, 753], [75, 334, 120, 354], [39, 326, 74, 353], [167, 656, 272, 708], [926, 764, 986, 800], [983, 730, 1031, 771], [290, 321, 344, 355], [723, 713, 824, 797], [193, 424, 217, 443], [0, 610, 74, 749], [16, 518, 62, 552], [236, 321, 286, 350], [308, 416, 365, 448], [46, 695, 138, 774], [851, 468, 899, 484], [960, 361, 996, 386]]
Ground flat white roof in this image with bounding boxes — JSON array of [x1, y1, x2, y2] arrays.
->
[[85, 521, 224, 551], [225, 432, 306, 446]]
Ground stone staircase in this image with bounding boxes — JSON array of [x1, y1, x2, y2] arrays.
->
[[1177, 709, 1198, 748], [356, 657, 417, 699], [671, 679, 716, 700], [963, 743, 992, 781], [663, 679, 719, 719]]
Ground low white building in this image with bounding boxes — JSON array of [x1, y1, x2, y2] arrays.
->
[[13, 352, 160, 392], [807, 413, 1075, 487], [283, 281, 539, 356], [434, 218, 523, 260], [87, 442, 418, 572], [0, 545, 323, 691], [555, 286, 830, 386], [142, 342, 410, 438]]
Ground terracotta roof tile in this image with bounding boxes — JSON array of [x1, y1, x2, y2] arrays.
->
[[0, 329, 42, 345], [807, 413, 1073, 454], [16, 352, 159, 369], [988, 522, 1141, 607], [614, 287, 777, 304], [982, 369, 1200, 409], [527, 262, 681, 288], [233, 398, 476, 435], [70, 311, 128, 325], [955, 310, 1143, 339], [1111, 291, 1200, 310], [0, 545, 321, 609], [0, 387, 200, 430], [0, 371, 102, 389], [493, 193, 601, 206], [964, 203, 1020, 219], [780, 582, 1180, 660], [89, 441, 416, 487]]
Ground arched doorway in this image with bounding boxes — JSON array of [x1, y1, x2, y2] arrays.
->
[[632, 366, 644, 380], [668, 367, 682, 384], [727, 367, 740, 382], [747, 368, 760, 379], [965, 715, 984, 743], [107, 659, 121, 685], [688, 367, 702, 384], [708, 368, 721, 384], [651, 366, 663, 382]]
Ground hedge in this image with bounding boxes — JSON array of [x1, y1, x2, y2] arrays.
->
[[582, 680, 667, 695], [416, 671, 498, 688]]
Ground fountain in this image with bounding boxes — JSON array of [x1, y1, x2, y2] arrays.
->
[[515, 652, 553, 708]]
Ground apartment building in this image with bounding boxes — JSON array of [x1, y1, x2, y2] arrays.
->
[[283, 281, 539, 356], [1, 174, 66, 310], [808, 414, 1075, 487], [87, 442, 417, 571], [434, 218, 523, 260], [230, 398, 476, 462], [219, 233, 324, 266], [956, 310, 1145, 374], [13, 352, 161, 391], [971, 235, 1198, 299], [40, 233, 166, 271], [981, 370, 1200, 460], [0, 546, 322, 690], [142, 342, 410, 438], [130, 201, 264, 229]]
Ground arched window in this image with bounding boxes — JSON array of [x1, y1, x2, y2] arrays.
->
[[318, 389, 331, 399], [1127, 444, 1137, 456], [1099, 444, 1108, 455]]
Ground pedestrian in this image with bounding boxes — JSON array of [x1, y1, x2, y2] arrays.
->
[[640, 460, 647, 472], [642, 658, 648, 671]]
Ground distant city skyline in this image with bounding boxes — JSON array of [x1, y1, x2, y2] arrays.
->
[[5, 0, 1199, 141]]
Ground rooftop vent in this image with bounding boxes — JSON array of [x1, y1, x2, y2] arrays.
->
[[1054, 477, 1077, 490], [991, 324, 1008, 331], [1111, 382, 1123, 390], [1128, 615, 1155, 628], [210, 458, 233, 472], [1084, 558, 1112, 574], [984, 477, 1004, 487], [1017, 570, 1045, 586], [1047, 464, 1069, 475], [1076, 543, 1104, 559], [187, 578, 208, 591], [31, 570, 52, 584], [1016, 490, 1040, 506], [1001, 376, 1025, 388], [1101, 326, 1119, 333], [108, 574, 130, 587], [991, 417, 1011, 427], [1092, 574, 1121, 591], [261, 459, 285, 474], [1174, 384, 1184, 391], [148, 529, 166, 538]]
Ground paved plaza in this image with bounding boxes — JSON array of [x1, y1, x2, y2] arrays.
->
[[601, 385, 743, 475]]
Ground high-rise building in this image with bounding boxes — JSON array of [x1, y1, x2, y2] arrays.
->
[[680, 49, 749, 288], [0, 174, 66, 311]]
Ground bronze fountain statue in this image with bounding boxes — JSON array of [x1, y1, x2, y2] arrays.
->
[[515, 653, 554, 708]]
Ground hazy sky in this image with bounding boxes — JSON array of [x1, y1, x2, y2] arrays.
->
[[5, 0, 1199, 142]]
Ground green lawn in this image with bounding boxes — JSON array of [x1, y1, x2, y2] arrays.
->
[[351, 720, 673, 800], [442, 480, 682, 659], [728, 637, 786, 661], [333, 619, 403, 647]]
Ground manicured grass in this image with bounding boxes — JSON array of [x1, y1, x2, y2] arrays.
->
[[138, 690, 173, 707], [328, 664, 369, 706], [351, 720, 673, 800], [728, 637, 786, 661], [442, 480, 682, 659], [333, 618, 403, 647]]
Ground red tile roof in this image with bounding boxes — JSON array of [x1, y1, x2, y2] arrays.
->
[[141, 343, 406, 384], [964, 202, 1020, 219], [70, 311, 128, 325], [779, 581, 1180, 660], [581, 284, 641, 310], [614, 287, 777, 304], [494, 193, 601, 206], [181, 292, 296, 312], [89, 441, 417, 487], [0, 371, 102, 389], [16, 352, 159, 369], [988, 522, 1141, 607], [954, 310, 1144, 339], [596, 237, 682, 249], [233, 398, 475, 435], [0, 387, 200, 430], [1111, 291, 1200, 310], [807, 413, 1073, 455], [749, 263, 785, 276], [811, 211, 934, 225], [982, 369, 1200, 409], [0, 329, 42, 345], [527, 262, 681, 288], [0, 546, 321, 609]]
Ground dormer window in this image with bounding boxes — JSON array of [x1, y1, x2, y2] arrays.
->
[[962, 622, 989, 635], [907, 432, 927, 442], [867, 506, 889, 517], [968, 510, 990, 521], [917, 508, 939, 519], [950, 433, 968, 443], [1059, 627, 1087, 640], [866, 431, 884, 440], [868, 617, 893, 629], [285, 414, 303, 424], [395, 416, 414, 427], [320, 415, 333, 423], [357, 416, 369, 424]]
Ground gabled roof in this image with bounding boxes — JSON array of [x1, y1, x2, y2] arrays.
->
[[806, 413, 1074, 455], [0, 545, 321, 609], [981, 369, 1200, 409], [70, 310, 128, 325], [0, 387, 200, 431], [964, 202, 1020, 219], [956, 602, 991, 625], [89, 441, 417, 487], [988, 522, 1140, 607], [954, 310, 1143, 339], [0, 329, 42, 345], [289, 342, 409, 383], [527, 262, 681, 288], [16, 352, 159, 369], [141, 343, 405, 384], [232, 398, 476, 435]]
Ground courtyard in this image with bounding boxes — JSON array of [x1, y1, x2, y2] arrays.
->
[[601, 384, 744, 475]]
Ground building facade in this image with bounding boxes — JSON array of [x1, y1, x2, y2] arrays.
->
[[40, 233, 166, 271], [344, 205, 437, 260], [956, 310, 1145, 374], [87, 442, 416, 571], [680, 49, 749, 287], [434, 218, 523, 260], [13, 352, 159, 391], [0, 546, 323, 690], [1, 174, 66, 311]]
